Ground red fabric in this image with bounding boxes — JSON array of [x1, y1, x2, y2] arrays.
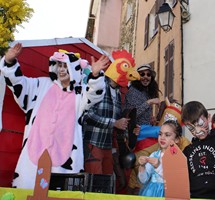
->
[[0, 131, 22, 187], [0, 170, 14, 187], [134, 138, 158, 153], [84, 144, 113, 175]]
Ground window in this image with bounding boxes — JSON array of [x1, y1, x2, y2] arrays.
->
[[155, 0, 165, 31], [149, 6, 157, 38], [164, 41, 174, 99], [144, 14, 149, 49], [144, 0, 165, 49]]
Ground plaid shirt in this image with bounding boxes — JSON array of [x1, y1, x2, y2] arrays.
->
[[82, 78, 122, 149]]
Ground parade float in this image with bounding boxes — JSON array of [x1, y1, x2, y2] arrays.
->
[[0, 42, 192, 199], [0, 1, 201, 200]]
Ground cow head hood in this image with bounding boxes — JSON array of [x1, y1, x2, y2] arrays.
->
[[49, 50, 90, 92]]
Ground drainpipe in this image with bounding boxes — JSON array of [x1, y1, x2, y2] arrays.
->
[[180, 0, 191, 106], [157, 25, 161, 89], [180, 6, 184, 106], [132, 0, 139, 56]]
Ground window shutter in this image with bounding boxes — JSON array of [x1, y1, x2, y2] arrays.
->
[[164, 48, 168, 97], [144, 14, 149, 49], [155, 0, 165, 32], [164, 41, 174, 99]]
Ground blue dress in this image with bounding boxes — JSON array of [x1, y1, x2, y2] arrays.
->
[[138, 150, 165, 197]]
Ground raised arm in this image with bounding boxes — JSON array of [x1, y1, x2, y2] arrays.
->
[[0, 43, 43, 113], [5, 43, 22, 64], [91, 55, 110, 77]]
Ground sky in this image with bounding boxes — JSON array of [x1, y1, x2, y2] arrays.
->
[[14, 0, 91, 40]]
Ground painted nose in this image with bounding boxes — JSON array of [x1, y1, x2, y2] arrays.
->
[[195, 127, 204, 135]]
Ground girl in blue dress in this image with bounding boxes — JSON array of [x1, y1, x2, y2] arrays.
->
[[138, 120, 182, 197]]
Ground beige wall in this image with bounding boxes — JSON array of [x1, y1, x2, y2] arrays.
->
[[93, 0, 122, 54], [135, 0, 182, 103], [135, 0, 158, 67], [119, 0, 138, 56]]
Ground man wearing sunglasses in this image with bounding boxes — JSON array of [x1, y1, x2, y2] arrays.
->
[[182, 101, 215, 199], [124, 64, 161, 194]]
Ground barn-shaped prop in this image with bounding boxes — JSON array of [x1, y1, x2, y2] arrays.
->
[[0, 37, 111, 187]]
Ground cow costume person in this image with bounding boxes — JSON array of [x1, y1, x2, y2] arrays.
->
[[0, 43, 109, 189]]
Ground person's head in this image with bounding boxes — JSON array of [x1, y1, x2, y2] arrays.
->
[[137, 64, 156, 87], [158, 120, 182, 151], [131, 64, 160, 98], [105, 49, 140, 87], [182, 101, 210, 140], [49, 50, 89, 91]]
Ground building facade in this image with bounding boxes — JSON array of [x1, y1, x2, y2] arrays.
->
[[86, 0, 215, 120]]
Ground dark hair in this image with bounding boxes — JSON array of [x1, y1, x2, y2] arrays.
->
[[212, 113, 215, 123], [212, 113, 215, 129], [130, 76, 161, 98], [162, 120, 182, 138], [182, 101, 208, 124]]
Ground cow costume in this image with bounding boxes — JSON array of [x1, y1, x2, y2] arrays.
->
[[0, 46, 106, 189]]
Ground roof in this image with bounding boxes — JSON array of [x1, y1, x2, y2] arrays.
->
[[10, 37, 112, 77]]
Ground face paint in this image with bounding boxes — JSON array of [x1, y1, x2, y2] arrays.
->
[[185, 116, 209, 139]]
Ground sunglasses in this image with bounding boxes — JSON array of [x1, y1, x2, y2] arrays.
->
[[139, 72, 151, 77]]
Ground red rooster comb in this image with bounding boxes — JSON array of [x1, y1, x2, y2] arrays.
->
[[112, 50, 135, 67]]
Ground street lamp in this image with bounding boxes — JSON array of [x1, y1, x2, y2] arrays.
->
[[157, 3, 175, 32]]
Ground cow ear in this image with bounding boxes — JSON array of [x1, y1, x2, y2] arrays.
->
[[80, 59, 89, 69], [74, 53, 80, 58]]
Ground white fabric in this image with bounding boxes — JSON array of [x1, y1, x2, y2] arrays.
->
[[0, 71, 6, 131]]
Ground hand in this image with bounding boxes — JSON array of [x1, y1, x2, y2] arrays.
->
[[91, 55, 110, 77], [5, 43, 22, 64], [150, 116, 157, 126], [147, 98, 160, 106], [147, 157, 160, 168], [133, 124, 140, 136], [114, 118, 130, 130], [138, 156, 148, 166]]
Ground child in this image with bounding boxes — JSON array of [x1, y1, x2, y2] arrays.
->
[[182, 101, 215, 199], [137, 120, 182, 197]]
